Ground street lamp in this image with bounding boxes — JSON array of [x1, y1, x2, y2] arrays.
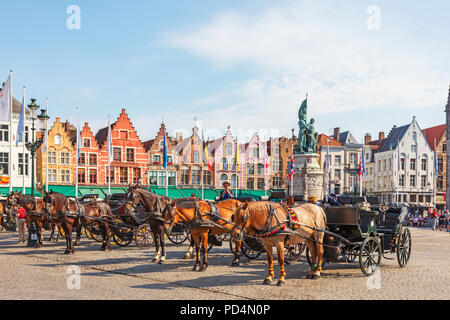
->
[[25, 99, 49, 197]]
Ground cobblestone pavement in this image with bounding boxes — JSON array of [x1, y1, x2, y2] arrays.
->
[[0, 227, 448, 300]]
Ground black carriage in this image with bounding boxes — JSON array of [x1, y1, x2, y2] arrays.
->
[[305, 204, 411, 276]]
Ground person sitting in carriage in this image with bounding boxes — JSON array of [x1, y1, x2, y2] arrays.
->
[[220, 181, 234, 200]]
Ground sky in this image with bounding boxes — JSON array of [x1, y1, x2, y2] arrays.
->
[[0, 0, 449, 143]]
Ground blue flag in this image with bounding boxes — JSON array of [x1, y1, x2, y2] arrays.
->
[[163, 130, 168, 169], [16, 93, 25, 147]]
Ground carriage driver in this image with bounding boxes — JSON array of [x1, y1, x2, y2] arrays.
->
[[220, 181, 234, 200]]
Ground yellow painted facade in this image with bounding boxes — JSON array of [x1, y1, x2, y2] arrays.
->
[[36, 118, 76, 187]]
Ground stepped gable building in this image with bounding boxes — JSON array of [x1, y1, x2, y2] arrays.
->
[[143, 123, 178, 187], [423, 124, 446, 209], [95, 109, 148, 186], [37, 118, 76, 187], [207, 129, 243, 189], [267, 133, 297, 190], [244, 133, 270, 191], [174, 123, 209, 187], [76, 122, 102, 186], [362, 132, 387, 194]]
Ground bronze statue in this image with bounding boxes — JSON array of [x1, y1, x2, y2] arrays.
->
[[295, 96, 317, 154]]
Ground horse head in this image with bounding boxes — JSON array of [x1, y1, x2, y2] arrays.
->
[[6, 191, 21, 213], [162, 200, 180, 234], [125, 185, 142, 214], [231, 201, 251, 241]]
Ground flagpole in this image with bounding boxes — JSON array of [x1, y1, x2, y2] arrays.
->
[[201, 130, 204, 200], [9, 70, 12, 193], [396, 140, 400, 204], [360, 144, 363, 197], [75, 107, 79, 199], [434, 138, 437, 209], [45, 98, 49, 193], [22, 87, 26, 193], [164, 126, 168, 197], [107, 114, 111, 195]]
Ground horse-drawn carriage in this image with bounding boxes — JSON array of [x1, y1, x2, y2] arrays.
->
[[304, 204, 411, 276]]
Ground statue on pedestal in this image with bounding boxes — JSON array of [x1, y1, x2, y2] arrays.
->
[[295, 96, 318, 154]]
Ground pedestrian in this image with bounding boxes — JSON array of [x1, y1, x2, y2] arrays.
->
[[220, 181, 234, 200], [439, 210, 446, 231], [16, 206, 27, 243]]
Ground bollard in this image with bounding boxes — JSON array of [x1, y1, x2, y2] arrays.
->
[[27, 222, 39, 248]]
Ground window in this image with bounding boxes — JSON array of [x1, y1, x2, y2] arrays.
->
[[192, 169, 200, 185], [389, 159, 392, 171], [18, 153, 29, 176], [222, 158, 228, 171], [378, 160, 382, 171], [120, 167, 128, 184], [119, 130, 128, 139], [180, 169, 189, 185], [335, 169, 341, 180], [272, 176, 282, 188], [89, 154, 97, 166], [383, 159, 386, 171], [231, 174, 239, 188], [83, 138, 90, 148], [399, 175, 405, 187], [25, 126, 29, 143], [49, 169, 57, 183], [133, 168, 141, 184], [443, 144, 447, 152], [272, 160, 280, 172], [438, 157, 443, 172], [48, 151, 57, 164], [226, 143, 233, 155], [437, 175, 444, 189], [107, 167, 115, 183], [61, 169, 70, 183], [400, 158, 405, 170], [168, 156, 173, 164], [113, 148, 121, 161], [257, 163, 265, 175], [274, 145, 280, 155], [89, 169, 97, 184], [77, 169, 85, 184], [60, 152, 70, 165], [421, 175, 427, 188], [126, 148, 134, 162], [148, 171, 158, 185], [54, 135, 61, 145], [422, 159, 427, 171], [203, 170, 211, 185], [220, 174, 228, 186], [247, 178, 254, 190], [247, 163, 254, 174], [410, 175, 416, 187], [253, 147, 259, 158], [411, 145, 417, 153], [0, 125, 8, 142], [334, 155, 341, 166], [168, 171, 176, 186], [410, 159, 416, 170], [153, 155, 161, 163], [193, 151, 200, 163], [257, 178, 265, 190], [79, 153, 86, 165], [350, 154, 358, 166]]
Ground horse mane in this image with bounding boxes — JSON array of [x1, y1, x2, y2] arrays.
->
[[135, 188, 170, 212], [175, 198, 199, 209]]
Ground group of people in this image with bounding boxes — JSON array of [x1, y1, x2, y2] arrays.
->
[[407, 208, 449, 232]]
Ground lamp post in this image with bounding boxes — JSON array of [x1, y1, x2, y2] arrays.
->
[[25, 99, 49, 197]]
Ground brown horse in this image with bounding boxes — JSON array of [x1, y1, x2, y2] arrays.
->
[[162, 198, 243, 271], [232, 201, 327, 286], [125, 185, 171, 263], [6, 191, 49, 246], [44, 191, 112, 254], [0, 202, 5, 231]]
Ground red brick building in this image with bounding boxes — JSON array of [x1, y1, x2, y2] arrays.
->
[[95, 109, 148, 186], [77, 122, 102, 185]]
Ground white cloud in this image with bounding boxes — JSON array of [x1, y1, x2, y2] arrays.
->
[[163, 3, 449, 137]]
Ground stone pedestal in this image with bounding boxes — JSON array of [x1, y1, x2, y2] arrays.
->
[[292, 153, 325, 202]]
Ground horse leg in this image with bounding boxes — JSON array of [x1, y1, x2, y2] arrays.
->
[[231, 239, 242, 266], [263, 241, 275, 285], [306, 240, 318, 279], [74, 223, 82, 246], [158, 230, 166, 264], [48, 223, 55, 242], [100, 222, 110, 251], [36, 222, 43, 248], [313, 233, 325, 279], [192, 232, 201, 271], [276, 241, 286, 286], [63, 222, 72, 254], [152, 232, 161, 263], [184, 235, 195, 259], [199, 231, 208, 272]]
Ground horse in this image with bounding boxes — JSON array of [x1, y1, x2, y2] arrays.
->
[[6, 191, 48, 246], [162, 197, 244, 271], [43, 191, 113, 254], [0, 201, 5, 232], [231, 201, 327, 286], [125, 185, 171, 264]]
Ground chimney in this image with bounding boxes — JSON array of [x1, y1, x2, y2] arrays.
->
[[176, 132, 183, 144], [379, 131, 385, 141], [333, 127, 340, 141], [64, 120, 70, 132], [364, 134, 372, 145]]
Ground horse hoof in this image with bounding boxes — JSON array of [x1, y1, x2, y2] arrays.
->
[[158, 259, 165, 264], [152, 258, 160, 264], [199, 266, 207, 272], [71, 249, 75, 254], [64, 250, 70, 255], [312, 274, 320, 280], [276, 281, 285, 287], [263, 279, 272, 285], [193, 265, 201, 272], [231, 261, 240, 267], [306, 274, 313, 279], [184, 255, 190, 260]]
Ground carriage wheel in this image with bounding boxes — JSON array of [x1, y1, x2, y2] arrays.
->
[[135, 224, 154, 249], [396, 227, 411, 268], [112, 219, 134, 247], [229, 237, 243, 257], [346, 247, 358, 263], [285, 243, 306, 265], [85, 226, 103, 243], [242, 238, 263, 260], [167, 224, 189, 245], [207, 242, 214, 252], [359, 237, 382, 276], [84, 227, 93, 239]]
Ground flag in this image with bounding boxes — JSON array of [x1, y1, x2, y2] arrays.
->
[[16, 90, 25, 147], [163, 130, 168, 170], [289, 155, 295, 181], [325, 143, 331, 173], [264, 144, 269, 175], [0, 74, 11, 122], [106, 117, 112, 164], [434, 139, 438, 176], [42, 129, 48, 152], [358, 148, 366, 180], [235, 135, 240, 173], [202, 131, 212, 172]]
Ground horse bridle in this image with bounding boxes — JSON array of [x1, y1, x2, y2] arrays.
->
[[126, 189, 141, 214]]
